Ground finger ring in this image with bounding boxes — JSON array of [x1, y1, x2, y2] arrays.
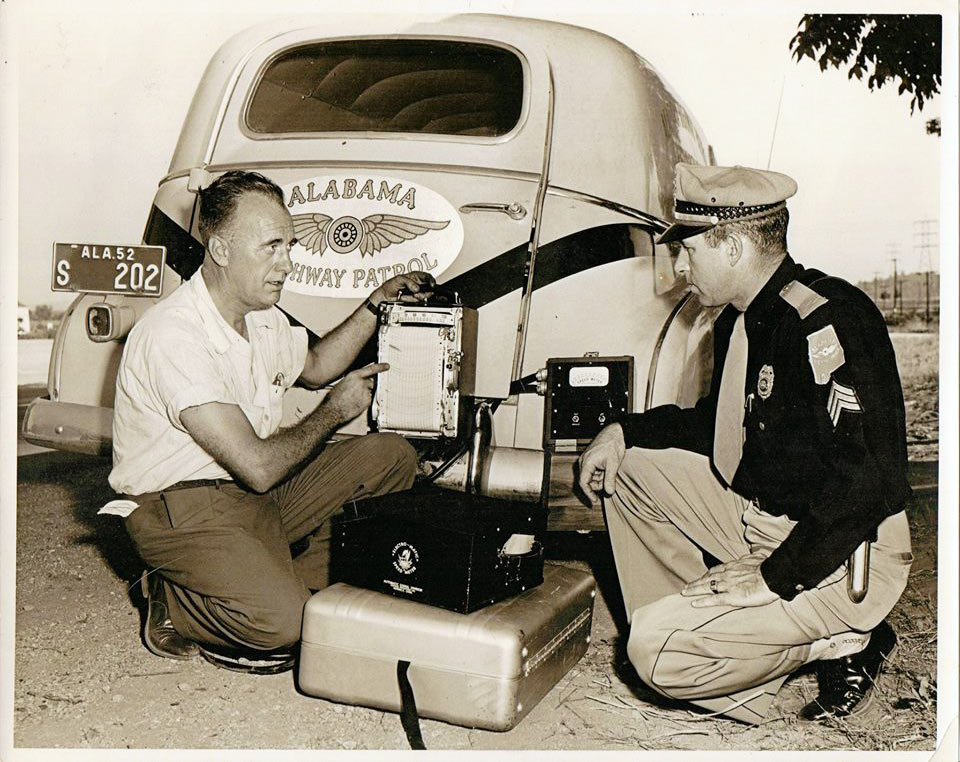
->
[[709, 579, 718, 594]]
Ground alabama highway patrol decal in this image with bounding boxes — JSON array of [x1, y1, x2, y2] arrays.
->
[[757, 364, 775, 399], [281, 174, 464, 298]]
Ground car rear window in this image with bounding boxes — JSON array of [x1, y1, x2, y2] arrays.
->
[[246, 40, 524, 137]]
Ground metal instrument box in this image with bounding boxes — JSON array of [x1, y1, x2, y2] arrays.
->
[[333, 485, 546, 613], [299, 564, 595, 731], [373, 302, 478, 438], [542, 355, 634, 453]]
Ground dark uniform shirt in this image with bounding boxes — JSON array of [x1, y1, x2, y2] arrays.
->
[[619, 254, 911, 600]]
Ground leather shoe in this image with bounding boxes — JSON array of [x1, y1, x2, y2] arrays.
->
[[799, 619, 897, 721], [198, 643, 296, 675], [140, 572, 200, 660]]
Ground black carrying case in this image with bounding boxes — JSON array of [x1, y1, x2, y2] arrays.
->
[[332, 485, 547, 613]]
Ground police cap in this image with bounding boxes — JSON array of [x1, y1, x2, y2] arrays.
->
[[656, 163, 798, 245]]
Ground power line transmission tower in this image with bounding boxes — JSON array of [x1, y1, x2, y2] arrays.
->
[[914, 219, 938, 325]]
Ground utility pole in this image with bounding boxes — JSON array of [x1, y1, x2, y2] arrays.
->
[[872, 271, 881, 305], [886, 242, 900, 320], [914, 219, 938, 326], [891, 258, 898, 317]]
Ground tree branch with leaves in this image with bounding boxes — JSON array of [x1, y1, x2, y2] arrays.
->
[[790, 14, 941, 114]]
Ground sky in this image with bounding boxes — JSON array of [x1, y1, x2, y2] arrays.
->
[[4, 0, 953, 309]]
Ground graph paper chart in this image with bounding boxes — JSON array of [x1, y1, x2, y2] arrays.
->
[[376, 323, 448, 434]]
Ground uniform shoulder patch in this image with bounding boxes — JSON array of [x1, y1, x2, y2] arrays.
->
[[780, 280, 829, 319], [807, 324, 845, 384]]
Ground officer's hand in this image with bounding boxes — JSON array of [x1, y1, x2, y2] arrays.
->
[[372, 272, 435, 305], [577, 423, 626, 503], [325, 363, 388, 422], [681, 552, 779, 608]]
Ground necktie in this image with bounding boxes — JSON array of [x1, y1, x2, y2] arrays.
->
[[714, 312, 748, 485]]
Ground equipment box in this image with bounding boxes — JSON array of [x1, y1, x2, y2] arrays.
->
[[299, 564, 596, 732], [542, 355, 634, 453], [333, 485, 547, 613]]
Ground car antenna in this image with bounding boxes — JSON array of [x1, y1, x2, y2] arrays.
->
[[767, 73, 786, 169]]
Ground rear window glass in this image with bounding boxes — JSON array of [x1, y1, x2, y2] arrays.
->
[[246, 40, 524, 137]]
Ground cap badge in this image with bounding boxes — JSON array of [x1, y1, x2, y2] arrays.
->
[[757, 365, 775, 399]]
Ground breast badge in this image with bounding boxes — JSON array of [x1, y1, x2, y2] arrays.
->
[[757, 364, 775, 399], [806, 324, 846, 384]]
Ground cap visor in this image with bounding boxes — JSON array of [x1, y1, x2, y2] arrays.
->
[[655, 222, 716, 245]]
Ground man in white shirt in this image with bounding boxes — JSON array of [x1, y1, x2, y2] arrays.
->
[[110, 170, 429, 674]]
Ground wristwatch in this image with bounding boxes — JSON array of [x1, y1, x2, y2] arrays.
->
[[364, 297, 380, 317]]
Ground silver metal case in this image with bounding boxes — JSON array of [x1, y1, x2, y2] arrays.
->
[[373, 303, 477, 438], [299, 564, 595, 731]]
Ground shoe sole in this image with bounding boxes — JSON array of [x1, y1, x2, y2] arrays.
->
[[198, 647, 295, 675]]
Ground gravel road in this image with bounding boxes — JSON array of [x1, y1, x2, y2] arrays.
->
[[11, 332, 941, 755], [12, 450, 938, 755]]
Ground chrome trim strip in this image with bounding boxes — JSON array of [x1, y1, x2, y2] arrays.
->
[[645, 291, 693, 411], [546, 186, 668, 229], [162, 160, 541, 186], [510, 63, 555, 383], [49, 294, 84, 402], [163, 164, 667, 231]]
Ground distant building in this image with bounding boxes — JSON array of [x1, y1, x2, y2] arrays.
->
[[17, 304, 31, 335]]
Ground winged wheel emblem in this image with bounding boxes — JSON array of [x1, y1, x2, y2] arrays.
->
[[291, 213, 449, 257]]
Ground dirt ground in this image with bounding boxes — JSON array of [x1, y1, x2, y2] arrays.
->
[[11, 334, 941, 754]]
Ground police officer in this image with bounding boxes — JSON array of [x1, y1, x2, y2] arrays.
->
[[579, 163, 913, 723]]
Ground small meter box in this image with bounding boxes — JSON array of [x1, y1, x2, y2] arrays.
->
[[373, 301, 478, 439], [543, 356, 634, 453]]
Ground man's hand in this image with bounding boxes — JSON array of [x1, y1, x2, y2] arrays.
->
[[371, 272, 435, 305], [577, 423, 626, 503], [681, 552, 780, 608], [325, 363, 387, 422], [299, 273, 434, 389]]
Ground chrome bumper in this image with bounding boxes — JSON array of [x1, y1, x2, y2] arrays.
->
[[21, 397, 112, 457]]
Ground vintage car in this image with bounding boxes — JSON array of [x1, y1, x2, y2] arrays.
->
[[23, 13, 715, 528]]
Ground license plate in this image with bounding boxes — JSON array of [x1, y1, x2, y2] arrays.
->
[[51, 243, 166, 297]]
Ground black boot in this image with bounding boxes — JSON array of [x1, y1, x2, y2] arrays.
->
[[799, 620, 897, 721], [140, 572, 199, 660]]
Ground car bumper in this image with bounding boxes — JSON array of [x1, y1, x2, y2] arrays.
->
[[21, 397, 112, 457]]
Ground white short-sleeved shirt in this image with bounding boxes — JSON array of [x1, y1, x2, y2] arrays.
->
[[109, 271, 308, 495]]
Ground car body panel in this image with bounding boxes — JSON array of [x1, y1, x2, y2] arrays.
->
[[25, 14, 714, 528]]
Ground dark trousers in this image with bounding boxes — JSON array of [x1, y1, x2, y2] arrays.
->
[[124, 433, 417, 652]]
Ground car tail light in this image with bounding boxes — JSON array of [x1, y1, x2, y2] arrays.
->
[[85, 304, 135, 342]]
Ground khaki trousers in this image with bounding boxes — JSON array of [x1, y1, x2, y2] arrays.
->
[[607, 447, 912, 723], [125, 433, 416, 652]]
